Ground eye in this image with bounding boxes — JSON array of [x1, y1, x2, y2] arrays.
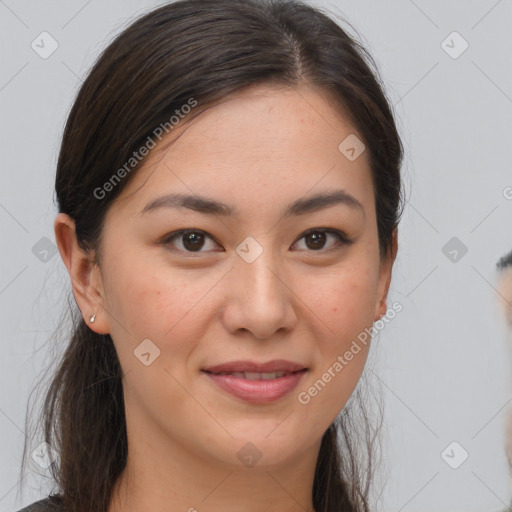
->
[[162, 228, 353, 255], [162, 229, 222, 254], [292, 228, 353, 253]]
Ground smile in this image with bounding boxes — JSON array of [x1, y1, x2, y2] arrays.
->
[[201, 367, 308, 404]]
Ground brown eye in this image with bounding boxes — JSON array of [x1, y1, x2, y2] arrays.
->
[[304, 231, 327, 250], [182, 231, 205, 251], [293, 229, 353, 252], [163, 230, 221, 253], [162, 228, 353, 256]]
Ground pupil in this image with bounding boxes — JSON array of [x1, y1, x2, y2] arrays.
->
[[306, 232, 325, 250], [183, 232, 204, 251], [181, 232, 327, 252]]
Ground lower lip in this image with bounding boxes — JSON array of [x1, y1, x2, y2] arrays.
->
[[202, 370, 307, 404]]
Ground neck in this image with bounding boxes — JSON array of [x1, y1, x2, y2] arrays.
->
[[108, 415, 319, 512]]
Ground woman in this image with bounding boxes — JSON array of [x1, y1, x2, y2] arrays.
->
[[497, 249, 512, 512], [18, 0, 404, 511]]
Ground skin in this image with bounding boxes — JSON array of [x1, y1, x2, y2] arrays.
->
[[498, 266, 512, 329], [54, 83, 397, 512], [498, 264, 512, 483]]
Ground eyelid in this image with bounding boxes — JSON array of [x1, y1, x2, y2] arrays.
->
[[162, 229, 223, 254], [297, 227, 353, 245], [291, 227, 354, 253], [161, 227, 354, 254]]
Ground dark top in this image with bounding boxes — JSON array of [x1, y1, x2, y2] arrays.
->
[[15, 495, 62, 512], [14, 496, 512, 512]]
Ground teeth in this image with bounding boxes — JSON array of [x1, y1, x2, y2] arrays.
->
[[244, 372, 263, 380], [261, 372, 278, 380], [217, 371, 289, 379]]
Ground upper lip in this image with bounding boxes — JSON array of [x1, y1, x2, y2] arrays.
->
[[202, 360, 307, 374]]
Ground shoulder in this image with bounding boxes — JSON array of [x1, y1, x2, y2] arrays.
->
[[15, 495, 63, 512]]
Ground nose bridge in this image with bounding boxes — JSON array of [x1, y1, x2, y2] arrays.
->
[[224, 235, 295, 338], [236, 237, 283, 304]]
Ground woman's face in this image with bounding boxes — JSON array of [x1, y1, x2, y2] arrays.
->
[[78, 84, 395, 470]]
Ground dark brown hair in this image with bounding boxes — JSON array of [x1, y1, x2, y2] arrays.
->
[[22, 1, 404, 510]]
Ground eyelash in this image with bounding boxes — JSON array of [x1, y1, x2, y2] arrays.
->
[[161, 228, 354, 255]]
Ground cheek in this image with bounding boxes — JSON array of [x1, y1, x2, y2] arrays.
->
[[105, 256, 223, 362], [296, 265, 378, 345], [292, 264, 377, 413]]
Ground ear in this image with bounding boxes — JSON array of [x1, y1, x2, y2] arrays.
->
[[374, 228, 398, 322], [54, 213, 110, 334]]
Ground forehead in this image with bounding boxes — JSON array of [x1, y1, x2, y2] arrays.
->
[[110, 84, 374, 219]]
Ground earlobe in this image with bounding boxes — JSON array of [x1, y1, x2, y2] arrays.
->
[[54, 213, 109, 334], [374, 298, 387, 322]]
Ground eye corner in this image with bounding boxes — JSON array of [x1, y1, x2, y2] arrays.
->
[[292, 227, 354, 253]]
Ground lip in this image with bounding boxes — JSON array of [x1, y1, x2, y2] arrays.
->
[[202, 370, 307, 404], [202, 359, 306, 374], [201, 360, 308, 404]]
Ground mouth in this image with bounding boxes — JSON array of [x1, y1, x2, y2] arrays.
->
[[201, 360, 308, 403], [202, 370, 305, 380], [202, 359, 307, 375]]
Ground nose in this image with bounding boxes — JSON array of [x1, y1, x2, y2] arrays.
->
[[221, 246, 298, 340]]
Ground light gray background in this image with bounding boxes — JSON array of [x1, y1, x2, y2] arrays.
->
[[1, 1, 512, 511]]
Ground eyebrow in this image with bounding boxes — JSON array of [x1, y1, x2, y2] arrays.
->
[[140, 189, 365, 219]]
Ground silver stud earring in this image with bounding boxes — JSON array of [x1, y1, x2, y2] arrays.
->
[[89, 314, 96, 323]]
